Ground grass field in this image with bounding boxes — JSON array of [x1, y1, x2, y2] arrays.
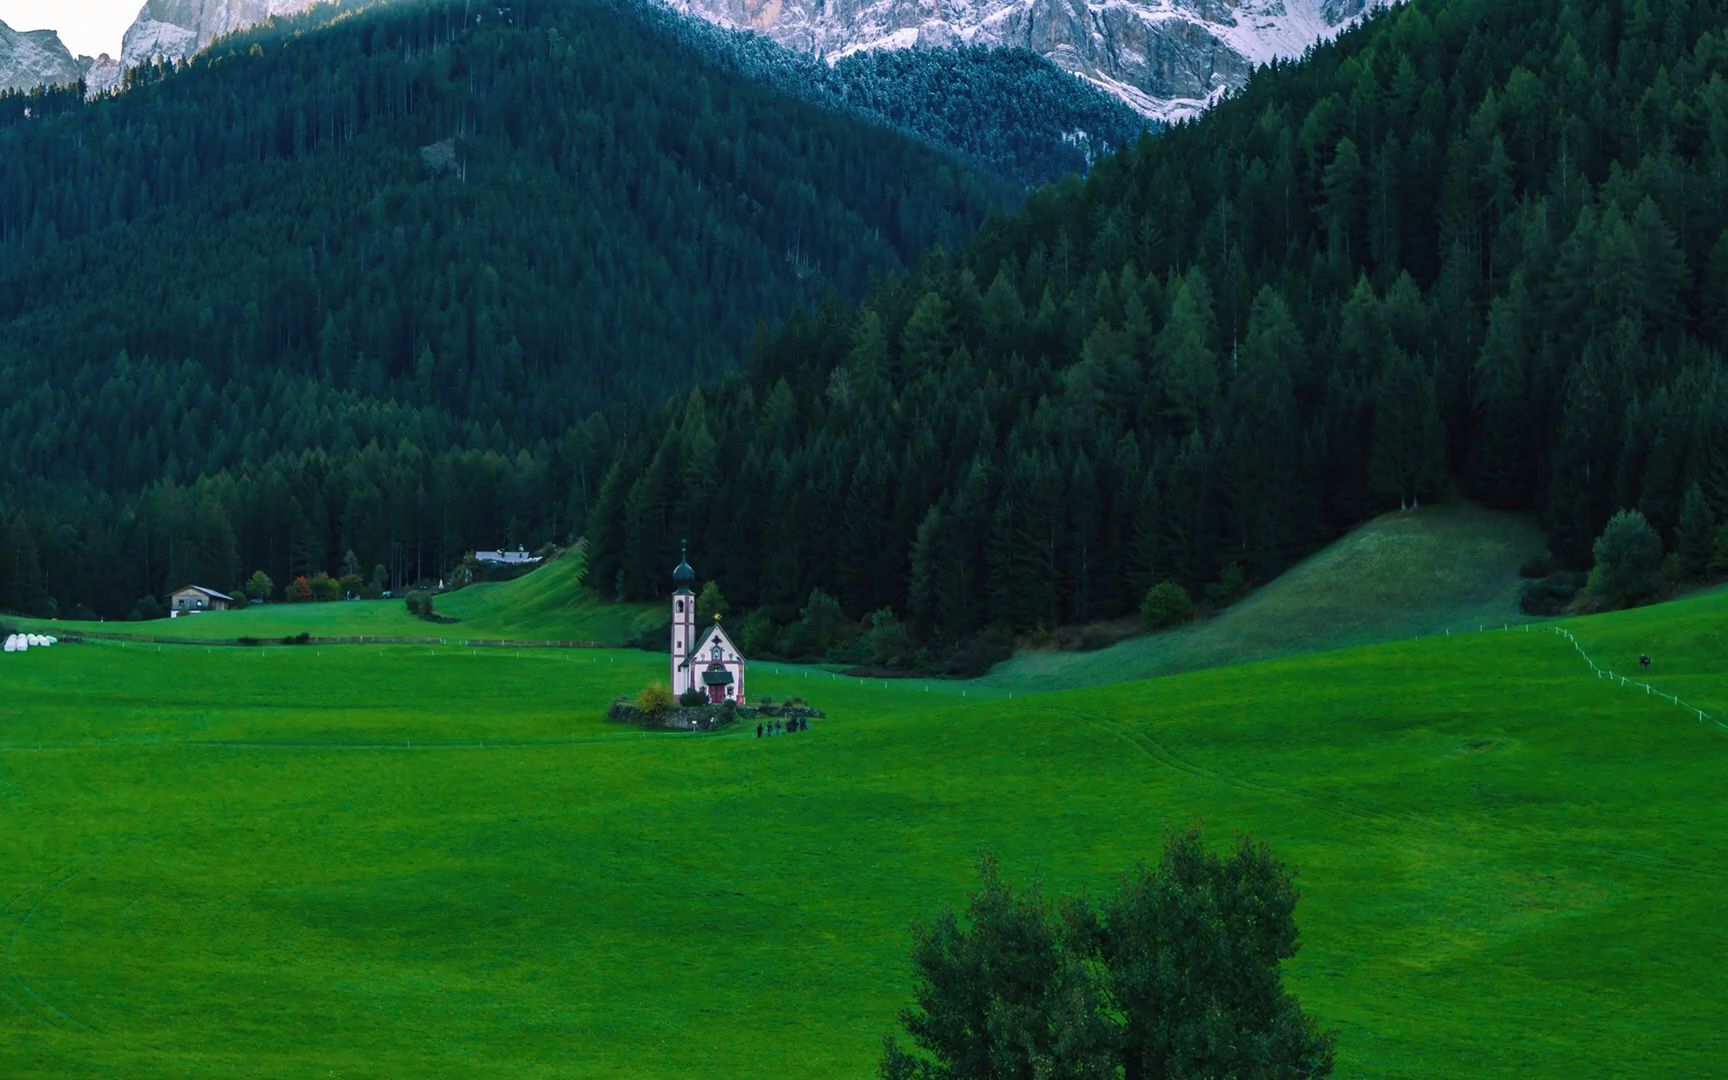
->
[[24, 549, 661, 645], [3, 580, 1725, 1075], [987, 502, 1547, 691]]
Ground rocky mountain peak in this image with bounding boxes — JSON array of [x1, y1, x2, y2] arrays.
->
[[0, 0, 323, 99], [121, 0, 322, 70], [665, 0, 1399, 120], [82, 54, 124, 96], [0, 19, 85, 94]]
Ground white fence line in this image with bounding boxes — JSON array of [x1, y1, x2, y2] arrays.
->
[[1522, 623, 1728, 734]]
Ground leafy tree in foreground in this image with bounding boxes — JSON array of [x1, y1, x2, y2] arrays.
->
[[243, 571, 274, 604], [1082, 830, 1335, 1079], [881, 853, 1115, 1080], [883, 830, 1333, 1079], [1588, 509, 1664, 610]]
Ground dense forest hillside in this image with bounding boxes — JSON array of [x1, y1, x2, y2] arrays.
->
[[0, 0, 1018, 617], [637, 22, 1148, 188], [590, 0, 1728, 667]]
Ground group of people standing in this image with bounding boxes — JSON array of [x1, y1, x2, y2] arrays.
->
[[756, 717, 808, 738]]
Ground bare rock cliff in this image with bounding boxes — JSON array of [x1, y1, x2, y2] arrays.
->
[[0, 20, 84, 94], [666, 0, 1397, 119], [121, 0, 322, 70]]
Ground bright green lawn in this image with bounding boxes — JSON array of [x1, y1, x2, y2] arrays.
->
[[25, 548, 660, 645], [987, 502, 1547, 691], [2, 592, 1725, 1075]]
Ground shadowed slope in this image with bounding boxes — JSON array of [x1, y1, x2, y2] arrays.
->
[[986, 503, 1546, 691]]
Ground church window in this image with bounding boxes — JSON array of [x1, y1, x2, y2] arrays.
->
[[676, 600, 684, 613]]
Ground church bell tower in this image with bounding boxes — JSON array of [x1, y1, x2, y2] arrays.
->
[[670, 542, 696, 695]]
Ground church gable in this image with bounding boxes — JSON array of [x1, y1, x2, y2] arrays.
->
[[687, 624, 743, 667]]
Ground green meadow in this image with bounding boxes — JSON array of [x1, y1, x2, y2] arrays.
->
[[27, 550, 661, 646], [3, 592, 1725, 1075]]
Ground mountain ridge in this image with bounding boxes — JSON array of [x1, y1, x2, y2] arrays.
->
[[664, 0, 1399, 119], [6, 0, 1394, 119], [0, 0, 320, 98], [119, 0, 321, 71], [0, 19, 84, 94]]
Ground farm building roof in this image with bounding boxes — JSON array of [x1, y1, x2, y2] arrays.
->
[[173, 585, 235, 602]]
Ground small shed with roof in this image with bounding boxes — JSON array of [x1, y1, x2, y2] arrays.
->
[[168, 585, 236, 614]]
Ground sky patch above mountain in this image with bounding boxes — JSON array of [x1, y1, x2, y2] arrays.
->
[[0, 0, 136, 58]]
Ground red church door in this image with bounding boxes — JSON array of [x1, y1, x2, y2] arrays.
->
[[709, 684, 724, 704]]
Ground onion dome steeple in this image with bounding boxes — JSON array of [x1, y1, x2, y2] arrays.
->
[[672, 541, 696, 588]]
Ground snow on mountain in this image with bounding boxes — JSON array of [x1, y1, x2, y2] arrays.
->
[[11, 0, 1389, 117], [121, 0, 322, 70], [82, 54, 124, 96], [1, 0, 317, 98], [665, 0, 1398, 120], [0, 19, 85, 94]]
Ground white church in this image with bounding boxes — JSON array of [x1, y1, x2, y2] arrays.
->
[[669, 546, 747, 705]]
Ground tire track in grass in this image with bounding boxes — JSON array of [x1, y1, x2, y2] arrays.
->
[[1043, 693, 1728, 886], [1044, 704, 1438, 835], [0, 858, 100, 1032]]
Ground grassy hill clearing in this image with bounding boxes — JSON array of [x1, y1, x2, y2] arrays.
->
[[987, 503, 1547, 691]]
